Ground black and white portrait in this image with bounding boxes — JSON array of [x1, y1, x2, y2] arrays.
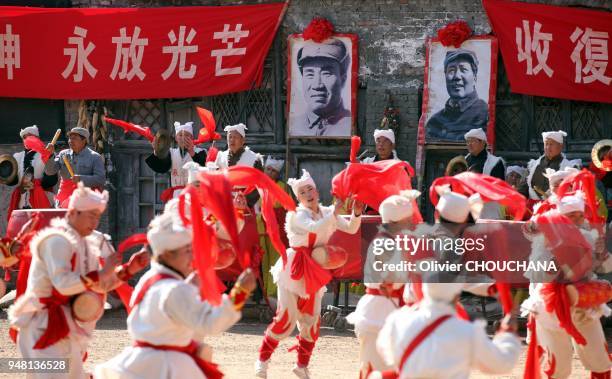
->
[[287, 35, 357, 138], [423, 38, 498, 142]]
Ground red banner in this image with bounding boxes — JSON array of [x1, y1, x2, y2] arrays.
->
[[0, 4, 287, 99], [483, 0, 612, 103]]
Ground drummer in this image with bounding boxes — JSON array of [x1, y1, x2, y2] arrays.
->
[[255, 169, 364, 379], [45, 127, 106, 207], [8, 183, 148, 379], [3, 125, 57, 221]]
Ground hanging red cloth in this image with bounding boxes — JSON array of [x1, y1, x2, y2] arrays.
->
[[33, 288, 71, 349], [290, 233, 332, 298], [540, 283, 586, 345]]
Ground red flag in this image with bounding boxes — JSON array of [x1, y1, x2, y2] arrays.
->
[[430, 172, 527, 220], [103, 117, 155, 142], [194, 107, 221, 145], [23, 136, 51, 163]]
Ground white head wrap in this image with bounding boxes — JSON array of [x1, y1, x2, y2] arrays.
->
[[288, 169, 316, 196], [373, 129, 395, 145], [19, 125, 39, 139], [557, 191, 585, 215], [543, 167, 579, 188], [147, 213, 192, 257], [174, 121, 194, 136], [506, 165, 527, 179], [422, 283, 464, 303], [68, 182, 109, 213], [224, 123, 247, 138], [265, 156, 285, 172], [435, 185, 484, 223], [464, 128, 487, 141], [542, 130, 567, 144], [379, 190, 421, 223]]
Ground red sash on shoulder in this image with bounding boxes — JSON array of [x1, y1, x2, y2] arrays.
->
[[131, 272, 223, 378]]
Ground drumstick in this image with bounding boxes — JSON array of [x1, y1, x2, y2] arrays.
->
[[62, 155, 75, 178], [51, 129, 62, 145]]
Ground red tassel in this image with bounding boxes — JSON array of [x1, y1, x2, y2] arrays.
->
[[23, 136, 51, 163], [194, 107, 221, 144], [349, 136, 361, 163]]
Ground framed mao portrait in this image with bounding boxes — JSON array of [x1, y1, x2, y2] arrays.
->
[[420, 36, 498, 144], [287, 34, 358, 139]]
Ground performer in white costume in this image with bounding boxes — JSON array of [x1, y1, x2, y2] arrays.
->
[[373, 283, 521, 379], [255, 169, 363, 379], [95, 211, 257, 379], [8, 183, 147, 379], [347, 190, 421, 378]]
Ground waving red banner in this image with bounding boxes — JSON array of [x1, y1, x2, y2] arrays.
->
[[483, 0, 612, 103], [0, 3, 287, 99]]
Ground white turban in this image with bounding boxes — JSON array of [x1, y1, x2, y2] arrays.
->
[[542, 130, 567, 144], [19, 125, 39, 139], [288, 169, 316, 196], [435, 185, 483, 223], [543, 167, 579, 187], [464, 128, 487, 141], [174, 121, 194, 136], [147, 213, 192, 257], [224, 123, 247, 138], [68, 182, 108, 213], [265, 156, 285, 172], [379, 190, 421, 223], [422, 283, 464, 303], [506, 165, 527, 179], [557, 191, 585, 215], [373, 129, 395, 145]]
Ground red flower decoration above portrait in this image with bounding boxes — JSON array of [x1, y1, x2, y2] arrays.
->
[[437, 21, 473, 48], [303, 17, 335, 42]]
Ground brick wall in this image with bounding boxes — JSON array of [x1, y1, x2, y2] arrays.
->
[[67, 0, 611, 164]]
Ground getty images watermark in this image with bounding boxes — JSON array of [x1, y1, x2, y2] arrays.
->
[[362, 222, 575, 284]]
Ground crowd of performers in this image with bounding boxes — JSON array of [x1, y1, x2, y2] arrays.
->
[[0, 114, 610, 379]]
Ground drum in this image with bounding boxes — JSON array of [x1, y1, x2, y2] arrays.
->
[[6, 209, 67, 239], [312, 245, 349, 270], [0, 239, 19, 268], [216, 239, 237, 270], [71, 291, 105, 323]]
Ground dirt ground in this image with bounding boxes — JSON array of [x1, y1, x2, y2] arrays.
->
[[0, 306, 602, 379]]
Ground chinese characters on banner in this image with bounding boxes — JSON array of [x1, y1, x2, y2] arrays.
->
[[483, 0, 612, 103], [0, 4, 287, 99]]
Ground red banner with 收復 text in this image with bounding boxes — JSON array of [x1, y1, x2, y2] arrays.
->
[[483, 0, 612, 103], [0, 4, 287, 99]]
